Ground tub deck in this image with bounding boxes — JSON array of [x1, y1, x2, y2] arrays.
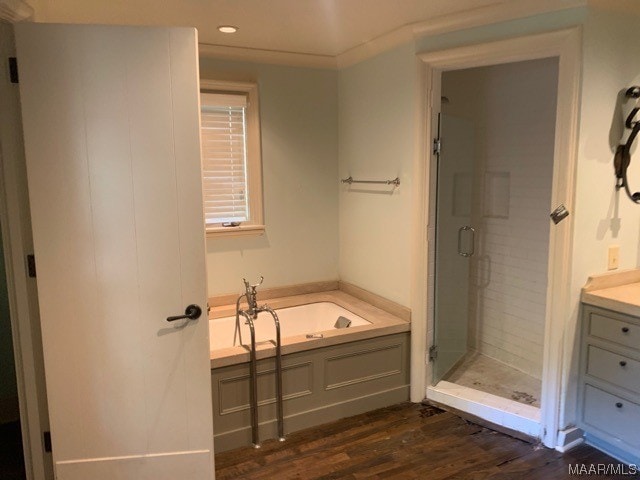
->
[[209, 289, 410, 368]]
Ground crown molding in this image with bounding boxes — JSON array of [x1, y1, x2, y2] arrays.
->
[[412, 0, 586, 37], [335, 25, 414, 70], [198, 43, 337, 70], [336, 0, 586, 69], [0, 0, 33, 22]]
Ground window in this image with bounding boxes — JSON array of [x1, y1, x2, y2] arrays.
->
[[200, 80, 263, 237]]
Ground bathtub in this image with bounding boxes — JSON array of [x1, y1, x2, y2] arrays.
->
[[209, 301, 371, 351], [208, 291, 410, 452]]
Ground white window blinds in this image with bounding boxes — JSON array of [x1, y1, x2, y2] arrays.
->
[[200, 92, 249, 225]]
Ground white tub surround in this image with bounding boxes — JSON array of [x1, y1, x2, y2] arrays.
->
[[209, 289, 410, 368]]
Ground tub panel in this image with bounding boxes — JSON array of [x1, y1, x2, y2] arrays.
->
[[211, 332, 410, 452], [325, 344, 404, 390], [217, 362, 313, 415]]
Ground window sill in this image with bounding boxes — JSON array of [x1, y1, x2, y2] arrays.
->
[[206, 224, 265, 239]]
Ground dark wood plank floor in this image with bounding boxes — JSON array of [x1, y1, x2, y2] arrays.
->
[[215, 402, 634, 479]]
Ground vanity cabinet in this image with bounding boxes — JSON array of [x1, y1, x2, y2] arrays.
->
[[578, 304, 640, 461]]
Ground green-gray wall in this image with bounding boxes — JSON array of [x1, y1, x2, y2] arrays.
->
[[338, 43, 417, 307], [199, 59, 339, 295]]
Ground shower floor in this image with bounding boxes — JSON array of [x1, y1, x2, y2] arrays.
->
[[443, 351, 541, 408]]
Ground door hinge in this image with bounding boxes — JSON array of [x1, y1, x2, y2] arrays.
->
[[433, 138, 441, 155], [26, 254, 36, 278], [8, 57, 18, 84], [428, 345, 438, 362], [43, 431, 52, 453]]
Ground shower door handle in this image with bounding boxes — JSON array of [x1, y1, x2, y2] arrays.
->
[[458, 226, 475, 257]]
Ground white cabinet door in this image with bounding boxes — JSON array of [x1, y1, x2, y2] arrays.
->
[[15, 24, 213, 480]]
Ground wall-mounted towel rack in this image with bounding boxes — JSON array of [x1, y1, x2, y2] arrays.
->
[[341, 176, 400, 186]]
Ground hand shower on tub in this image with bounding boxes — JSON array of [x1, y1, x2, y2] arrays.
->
[[235, 276, 285, 448]]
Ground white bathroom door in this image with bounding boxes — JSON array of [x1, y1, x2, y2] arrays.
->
[[15, 24, 214, 479]]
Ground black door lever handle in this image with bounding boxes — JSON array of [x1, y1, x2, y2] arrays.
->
[[167, 304, 202, 322]]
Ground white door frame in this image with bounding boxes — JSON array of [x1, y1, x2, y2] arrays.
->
[[410, 27, 582, 448], [0, 23, 52, 480]]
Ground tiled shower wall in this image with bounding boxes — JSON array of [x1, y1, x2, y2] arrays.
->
[[443, 58, 558, 379]]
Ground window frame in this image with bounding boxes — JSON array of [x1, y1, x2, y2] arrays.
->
[[199, 79, 264, 238]]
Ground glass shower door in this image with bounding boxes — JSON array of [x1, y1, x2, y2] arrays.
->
[[433, 113, 476, 383]]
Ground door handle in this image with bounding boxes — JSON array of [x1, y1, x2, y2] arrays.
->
[[167, 304, 202, 322], [458, 226, 475, 257]]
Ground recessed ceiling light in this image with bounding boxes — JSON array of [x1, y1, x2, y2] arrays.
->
[[218, 25, 239, 34]]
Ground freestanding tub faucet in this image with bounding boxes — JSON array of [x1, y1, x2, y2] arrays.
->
[[244, 276, 263, 318], [235, 276, 285, 448]]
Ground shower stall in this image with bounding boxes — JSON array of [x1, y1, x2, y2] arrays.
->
[[430, 58, 560, 414]]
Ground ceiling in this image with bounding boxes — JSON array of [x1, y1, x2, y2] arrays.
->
[[30, 0, 528, 57]]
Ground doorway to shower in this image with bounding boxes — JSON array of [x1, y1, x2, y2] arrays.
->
[[430, 57, 560, 430]]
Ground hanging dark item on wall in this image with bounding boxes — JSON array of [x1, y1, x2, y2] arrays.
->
[[614, 85, 640, 203]]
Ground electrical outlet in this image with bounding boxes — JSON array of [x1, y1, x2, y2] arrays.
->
[[608, 245, 620, 270]]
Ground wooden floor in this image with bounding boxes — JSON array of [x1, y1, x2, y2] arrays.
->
[[215, 402, 631, 479]]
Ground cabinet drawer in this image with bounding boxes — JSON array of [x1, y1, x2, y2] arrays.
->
[[583, 385, 640, 447], [590, 313, 639, 349], [587, 346, 640, 394]]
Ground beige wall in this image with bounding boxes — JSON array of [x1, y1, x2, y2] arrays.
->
[[199, 59, 339, 295], [337, 43, 417, 307]]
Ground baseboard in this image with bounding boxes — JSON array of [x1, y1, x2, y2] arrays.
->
[[0, 396, 20, 425], [555, 427, 584, 453], [584, 433, 640, 466], [214, 385, 410, 453]]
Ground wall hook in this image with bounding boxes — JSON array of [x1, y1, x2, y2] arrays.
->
[[614, 85, 640, 203]]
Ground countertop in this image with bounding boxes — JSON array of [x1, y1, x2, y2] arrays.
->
[[581, 269, 640, 317]]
